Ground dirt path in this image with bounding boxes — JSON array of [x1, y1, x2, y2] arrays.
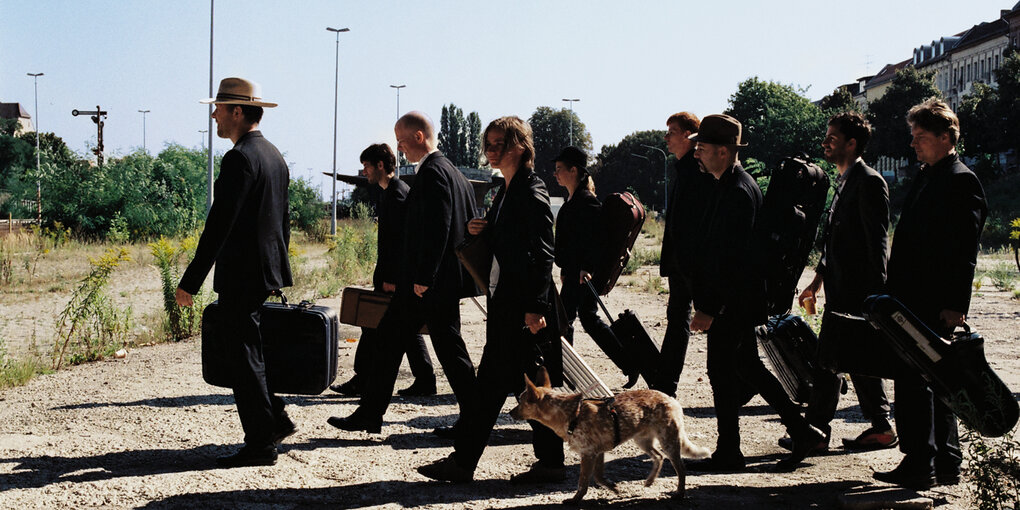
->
[[1, 266, 1018, 509]]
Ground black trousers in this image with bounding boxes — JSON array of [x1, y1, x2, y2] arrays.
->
[[353, 327, 434, 383], [657, 275, 693, 396], [218, 291, 286, 448], [559, 277, 627, 363], [706, 314, 809, 456], [454, 297, 564, 470], [360, 288, 476, 421], [892, 316, 961, 477]]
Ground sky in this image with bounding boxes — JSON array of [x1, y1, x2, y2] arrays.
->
[[1, 0, 1014, 199]]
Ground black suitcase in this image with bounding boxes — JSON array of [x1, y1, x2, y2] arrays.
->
[[585, 280, 658, 389], [863, 294, 1019, 437], [756, 314, 819, 404], [202, 293, 340, 395]]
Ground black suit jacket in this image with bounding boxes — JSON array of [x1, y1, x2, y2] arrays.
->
[[886, 153, 987, 323], [816, 160, 889, 314], [484, 167, 555, 315], [373, 178, 410, 290], [402, 151, 478, 299], [692, 163, 765, 324], [179, 131, 292, 296], [661, 150, 710, 278], [554, 189, 602, 281]]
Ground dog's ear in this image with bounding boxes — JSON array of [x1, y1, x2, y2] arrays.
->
[[536, 366, 551, 389], [523, 372, 536, 392]]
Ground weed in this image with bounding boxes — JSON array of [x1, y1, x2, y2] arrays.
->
[[107, 213, 130, 244], [623, 247, 661, 275], [149, 236, 206, 342], [988, 262, 1017, 292], [796, 304, 825, 335], [642, 274, 667, 295], [0, 242, 12, 286], [641, 218, 665, 240], [963, 424, 1020, 509]]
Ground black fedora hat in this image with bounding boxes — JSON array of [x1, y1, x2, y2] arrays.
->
[[552, 146, 588, 174], [688, 114, 747, 147]]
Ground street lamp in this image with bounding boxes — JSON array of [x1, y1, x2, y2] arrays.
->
[[27, 72, 43, 223], [206, 0, 215, 214], [561, 98, 580, 146], [389, 84, 405, 121], [199, 129, 208, 150], [327, 26, 350, 236], [138, 109, 150, 152], [640, 144, 669, 212]]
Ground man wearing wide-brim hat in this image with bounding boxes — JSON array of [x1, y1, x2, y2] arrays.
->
[[685, 113, 825, 473], [177, 77, 295, 468]]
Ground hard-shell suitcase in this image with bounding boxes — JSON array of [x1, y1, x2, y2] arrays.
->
[[756, 314, 819, 404], [585, 280, 658, 389], [589, 192, 646, 296], [202, 293, 340, 395], [339, 286, 428, 334], [561, 337, 614, 398], [863, 294, 1019, 437]]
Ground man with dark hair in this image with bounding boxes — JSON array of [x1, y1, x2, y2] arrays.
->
[[329, 112, 478, 437], [176, 77, 293, 468], [330, 143, 437, 397], [686, 114, 824, 473], [789, 111, 896, 455], [874, 98, 986, 489], [654, 111, 708, 397]]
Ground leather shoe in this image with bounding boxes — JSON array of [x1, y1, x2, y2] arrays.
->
[[432, 425, 459, 440], [397, 379, 437, 397], [936, 472, 961, 486], [418, 455, 474, 483], [842, 426, 898, 451], [216, 444, 277, 468], [774, 425, 826, 472], [509, 462, 567, 484], [687, 454, 746, 473], [330, 376, 362, 397], [272, 417, 298, 446], [327, 412, 382, 433], [873, 466, 936, 490]]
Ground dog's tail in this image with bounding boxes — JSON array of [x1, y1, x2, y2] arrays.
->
[[670, 401, 711, 459]]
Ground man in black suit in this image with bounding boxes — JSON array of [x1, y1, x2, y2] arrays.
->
[[176, 77, 293, 468], [329, 143, 436, 397], [874, 98, 987, 490], [793, 111, 896, 455], [655, 112, 709, 397], [686, 114, 823, 473], [329, 112, 478, 435]]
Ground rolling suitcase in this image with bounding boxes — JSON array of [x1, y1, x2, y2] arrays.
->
[[202, 292, 340, 395], [585, 280, 658, 389], [862, 294, 1019, 437], [756, 314, 819, 404], [589, 192, 646, 296], [339, 286, 428, 334], [561, 337, 614, 398]]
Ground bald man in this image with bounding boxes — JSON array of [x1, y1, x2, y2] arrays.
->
[[328, 112, 479, 437]]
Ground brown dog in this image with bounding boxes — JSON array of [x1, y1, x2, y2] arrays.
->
[[510, 367, 710, 504]]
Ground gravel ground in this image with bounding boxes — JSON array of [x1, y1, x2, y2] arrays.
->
[[1, 267, 1018, 509]]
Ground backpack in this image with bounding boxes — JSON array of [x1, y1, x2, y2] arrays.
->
[[754, 154, 830, 316]]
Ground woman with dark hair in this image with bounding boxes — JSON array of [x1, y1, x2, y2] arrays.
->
[[417, 116, 565, 484]]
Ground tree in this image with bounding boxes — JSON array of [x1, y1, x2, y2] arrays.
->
[[957, 82, 1004, 156], [865, 67, 941, 162], [724, 77, 827, 171], [438, 103, 482, 167], [819, 85, 861, 114], [589, 130, 670, 211], [528, 106, 593, 197], [466, 111, 482, 168], [996, 49, 1020, 157]]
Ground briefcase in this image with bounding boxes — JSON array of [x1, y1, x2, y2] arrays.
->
[[339, 286, 428, 334], [455, 235, 492, 298], [561, 337, 614, 398], [589, 192, 646, 296], [584, 280, 655, 389], [863, 294, 1019, 437], [201, 294, 339, 395], [756, 314, 818, 404]]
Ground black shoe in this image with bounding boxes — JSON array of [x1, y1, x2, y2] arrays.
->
[[936, 472, 961, 486], [774, 425, 826, 472], [509, 462, 567, 484], [216, 444, 277, 468], [777, 434, 828, 455], [418, 455, 474, 483], [688, 454, 746, 473], [841, 426, 898, 451], [623, 371, 641, 390], [272, 417, 298, 446], [432, 425, 458, 440], [397, 379, 437, 397], [327, 412, 382, 433], [873, 465, 936, 490], [330, 376, 362, 397]]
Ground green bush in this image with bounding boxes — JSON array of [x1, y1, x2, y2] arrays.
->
[[963, 424, 1020, 509], [149, 236, 206, 341], [289, 176, 327, 237]]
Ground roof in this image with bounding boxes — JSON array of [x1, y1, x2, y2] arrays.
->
[[866, 59, 912, 89], [0, 103, 31, 120], [952, 18, 1009, 52]]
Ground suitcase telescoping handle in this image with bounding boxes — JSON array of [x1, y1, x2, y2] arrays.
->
[[584, 278, 616, 325]]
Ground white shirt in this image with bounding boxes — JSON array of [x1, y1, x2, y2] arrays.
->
[[413, 148, 440, 174]]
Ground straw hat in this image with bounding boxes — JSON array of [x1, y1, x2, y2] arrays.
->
[[200, 77, 277, 108]]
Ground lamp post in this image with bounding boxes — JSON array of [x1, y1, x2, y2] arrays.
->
[[389, 84, 405, 121], [27, 72, 43, 223], [640, 144, 669, 213], [137, 109, 150, 152], [199, 129, 208, 150], [327, 26, 350, 236], [561, 98, 580, 146], [206, 0, 215, 214]]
